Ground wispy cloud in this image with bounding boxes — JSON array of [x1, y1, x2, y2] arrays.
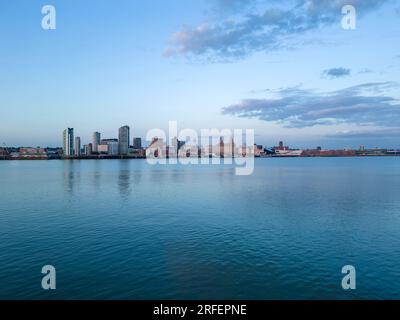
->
[[326, 127, 400, 139], [358, 68, 373, 74], [322, 67, 351, 78], [222, 82, 400, 128], [165, 0, 389, 61]]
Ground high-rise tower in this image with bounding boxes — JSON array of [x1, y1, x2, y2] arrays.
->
[[63, 128, 74, 157], [118, 126, 130, 155], [92, 132, 101, 153]]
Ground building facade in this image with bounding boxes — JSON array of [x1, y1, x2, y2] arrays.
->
[[63, 128, 74, 157], [146, 138, 166, 159], [75, 137, 81, 156], [97, 144, 109, 154], [133, 137, 142, 150], [84, 143, 93, 156], [92, 132, 101, 153], [118, 126, 130, 155], [101, 139, 119, 155], [18, 148, 48, 159]]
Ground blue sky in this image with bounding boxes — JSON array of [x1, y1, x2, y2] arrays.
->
[[0, 0, 400, 149]]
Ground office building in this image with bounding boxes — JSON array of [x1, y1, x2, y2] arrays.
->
[[63, 128, 74, 157], [75, 137, 81, 156], [85, 143, 93, 156], [118, 126, 130, 155], [133, 137, 142, 150], [101, 139, 119, 155], [93, 132, 101, 153]]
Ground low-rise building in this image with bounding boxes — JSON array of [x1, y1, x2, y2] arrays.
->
[[302, 149, 357, 157], [0, 147, 9, 159], [16, 147, 48, 159], [98, 144, 109, 154], [254, 145, 264, 157]]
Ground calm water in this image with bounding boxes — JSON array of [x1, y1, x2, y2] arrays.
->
[[0, 158, 399, 300]]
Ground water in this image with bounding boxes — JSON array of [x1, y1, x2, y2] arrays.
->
[[0, 158, 399, 300]]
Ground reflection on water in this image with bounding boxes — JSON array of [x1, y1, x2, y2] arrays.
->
[[63, 160, 77, 194], [0, 158, 399, 299], [118, 160, 131, 199], [92, 160, 102, 193]]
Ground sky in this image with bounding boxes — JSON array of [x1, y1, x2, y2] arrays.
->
[[0, 0, 400, 149]]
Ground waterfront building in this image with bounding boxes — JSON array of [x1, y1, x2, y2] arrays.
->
[[254, 145, 263, 157], [272, 141, 303, 157], [97, 144, 109, 154], [146, 137, 166, 158], [0, 147, 9, 158], [46, 148, 62, 159], [63, 128, 74, 157], [275, 141, 289, 151], [131, 148, 146, 158], [75, 137, 81, 156], [92, 132, 101, 153], [18, 148, 48, 159], [85, 143, 93, 156], [118, 126, 130, 155], [169, 137, 179, 158], [101, 139, 119, 155], [219, 137, 235, 157], [301, 149, 356, 157], [133, 137, 142, 150]]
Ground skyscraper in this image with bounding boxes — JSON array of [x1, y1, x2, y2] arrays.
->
[[118, 126, 130, 155], [92, 132, 101, 153], [75, 137, 81, 156], [63, 128, 74, 157]]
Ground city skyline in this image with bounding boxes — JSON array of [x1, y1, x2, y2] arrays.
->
[[2, 122, 400, 151], [2, 123, 399, 156], [0, 1, 400, 149]]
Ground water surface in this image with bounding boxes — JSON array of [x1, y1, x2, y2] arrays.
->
[[0, 158, 399, 299]]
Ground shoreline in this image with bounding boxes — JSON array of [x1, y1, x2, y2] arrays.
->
[[1, 154, 399, 161]]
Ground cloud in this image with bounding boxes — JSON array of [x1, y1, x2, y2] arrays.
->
[[327, 127, 400, 139], [322, 67, 351, 78], [222, 82, 400, 128], [357, 68, 373, 74], [165, 0, 389, 61]]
